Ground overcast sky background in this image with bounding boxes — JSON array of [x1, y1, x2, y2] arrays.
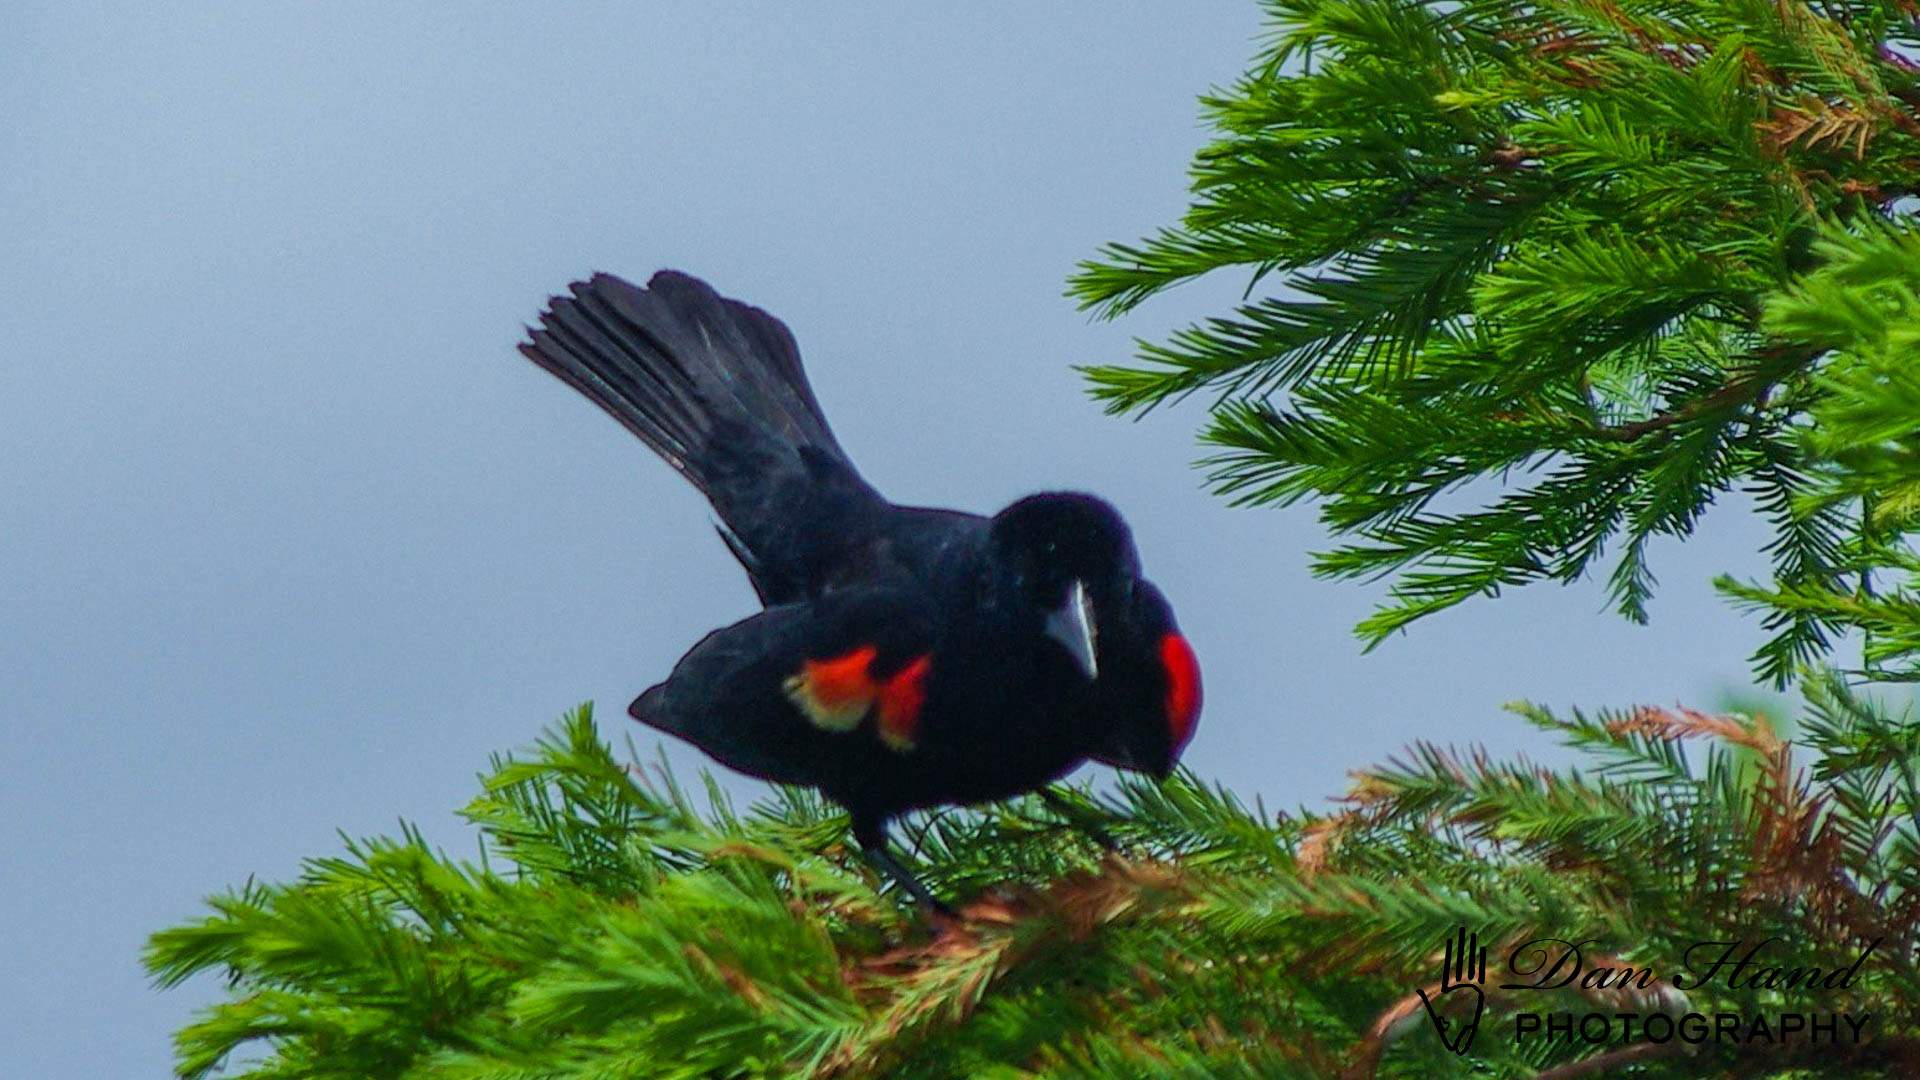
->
[[2, 4, 1793, 1074]]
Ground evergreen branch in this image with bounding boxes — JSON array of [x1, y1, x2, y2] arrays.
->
[[151, 691, 1920, 1077], [1527, 1042, 1678, 1080], [1580, 354, 1802, 443], [1078, 0, 1920, 680]]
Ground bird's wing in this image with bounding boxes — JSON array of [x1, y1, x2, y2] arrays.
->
[[1084, 579, 1200, 776], [629, 586, 940, 786]]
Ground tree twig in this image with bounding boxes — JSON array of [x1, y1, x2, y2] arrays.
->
[[1529, 1041, 1678, 1079]]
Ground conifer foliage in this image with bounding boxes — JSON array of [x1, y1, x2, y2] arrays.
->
[[153, 2, 1920, 1076], [1073, 0, 1920, 685]]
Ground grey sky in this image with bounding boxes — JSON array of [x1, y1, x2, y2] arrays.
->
[[5, 4, 1781, 1074]]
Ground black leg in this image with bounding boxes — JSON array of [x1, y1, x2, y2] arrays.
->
[[1040, 787, 1119, 851], [854, 816, 955, 917]]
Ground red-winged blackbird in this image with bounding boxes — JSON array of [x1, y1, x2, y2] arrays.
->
[[518, 271, 1200, 908]]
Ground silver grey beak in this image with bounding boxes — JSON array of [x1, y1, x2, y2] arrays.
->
[[1044, 579, 1099, 681]]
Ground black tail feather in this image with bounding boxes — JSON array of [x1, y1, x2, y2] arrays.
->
[[520, 271, 853, 486], [519, 271, 881, 598]]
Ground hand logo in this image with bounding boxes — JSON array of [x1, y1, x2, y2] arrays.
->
[[1417, 927, 1489, 1055]]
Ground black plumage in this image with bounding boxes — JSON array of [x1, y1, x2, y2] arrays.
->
[[518, 270, 1200, 909]]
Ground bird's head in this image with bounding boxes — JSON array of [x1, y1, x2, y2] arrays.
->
[[988, 492, 1140, 683], [989, 492, 1201, 777]]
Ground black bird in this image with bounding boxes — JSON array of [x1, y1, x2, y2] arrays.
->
[[518, 270, 1199, 908]]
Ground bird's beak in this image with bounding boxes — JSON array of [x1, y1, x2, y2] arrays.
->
[[1044, 579, 1099, 681]]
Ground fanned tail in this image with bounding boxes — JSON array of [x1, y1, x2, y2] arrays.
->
[[519, 271, 881, 599]]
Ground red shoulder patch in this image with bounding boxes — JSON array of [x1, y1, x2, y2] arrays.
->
[[1159, 633, 1201, 754], [875, 654, 932, 752], [783, 644, 879, 732]]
